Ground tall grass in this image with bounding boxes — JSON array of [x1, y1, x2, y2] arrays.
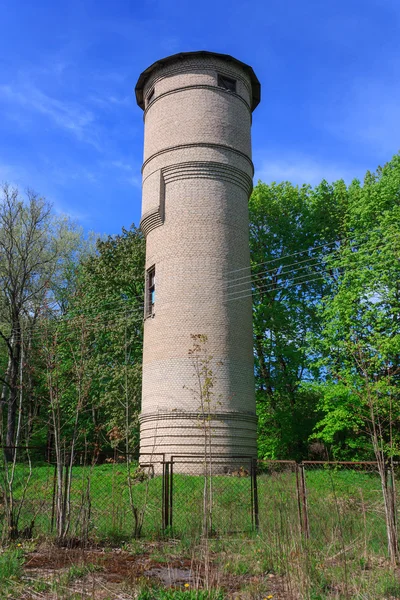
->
[[0, 461, 392, 562], [0, 547, 24, 599]]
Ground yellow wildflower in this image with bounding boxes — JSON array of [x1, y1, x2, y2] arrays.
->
[[184, 583, 190, 588]]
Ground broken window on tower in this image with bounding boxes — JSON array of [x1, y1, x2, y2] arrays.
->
[[146, 265, 155, 317], [217, 74, 237, 93]]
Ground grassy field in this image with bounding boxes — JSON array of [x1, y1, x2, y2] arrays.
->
[[0, 463, 399, 598], [1, 462, 390, 552], [0, 533, 399, 599]]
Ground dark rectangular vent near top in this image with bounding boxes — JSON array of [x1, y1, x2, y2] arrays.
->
[[217, 74, 237, 93], [147, 88, 155, 106]]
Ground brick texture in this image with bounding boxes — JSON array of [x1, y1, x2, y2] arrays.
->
[[135, 52, 260, 464]]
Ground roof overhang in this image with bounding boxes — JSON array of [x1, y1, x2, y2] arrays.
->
[[135, 50, 261, 111]]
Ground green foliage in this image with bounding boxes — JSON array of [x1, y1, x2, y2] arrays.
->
[[311, 155, 400, 459], [67, 225, 145, 450], [0, 184, 89, 449], [66, 562, 102, 581], [2, 153, 400, 468], [137, 586, 225, 600], [0, 548, 24, 598], [33, 225, 145, 455], [249, 180, 345, 459]]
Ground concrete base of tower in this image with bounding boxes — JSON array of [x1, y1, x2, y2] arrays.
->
[[139, 410, 258, 474]]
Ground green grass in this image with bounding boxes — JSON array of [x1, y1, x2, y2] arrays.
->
[[0, 461, 391, 567], [0, 534, 398, 599], [137, 587, 225, 600], [0, 547, 24, 599]]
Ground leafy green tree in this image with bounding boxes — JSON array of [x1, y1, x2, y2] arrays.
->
[[62, 225, 145, 453], [311, 155, 400, 562], [248, 180, 346, 459], [312, 158, 400, 457], [0, 184, 85, 452]]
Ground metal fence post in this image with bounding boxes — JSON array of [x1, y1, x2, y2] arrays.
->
[[295, 463, 303, 537], [169, 458, 173, 529], [162, 461, 170, 532], [298, 463, 310, 539], [251, 458, 259, 531], [161, 460, 166, 531]]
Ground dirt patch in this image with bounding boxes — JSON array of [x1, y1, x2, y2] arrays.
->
[[22, 544, 293, 599]]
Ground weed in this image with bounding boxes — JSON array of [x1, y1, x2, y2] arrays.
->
[[0, 548, 24, 600], [383, 578, 400, 599], [0, 547, 24, 582], [137, 586, 225, 600], [66, 562, 102, 580]]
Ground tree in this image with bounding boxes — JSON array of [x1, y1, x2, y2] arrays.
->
[[0, 185, 84, 453], [63, 225, 145, 452], [248, 180, 345, 459], [312, 155, 400, 562]]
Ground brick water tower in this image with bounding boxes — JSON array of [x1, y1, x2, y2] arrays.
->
[[135, 51, 260, 464]]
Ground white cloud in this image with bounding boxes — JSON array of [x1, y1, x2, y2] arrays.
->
[[110, 160, 133, 172], [103, 160, 141, 188], [0, 162, 34, 191], [88, 93, 132, 109], [321, 79, 400, 158], [0, 81, 100, 148], [0, 160, 92, 223], [254, 153, 359, 186], [125, 175, 142, 188]]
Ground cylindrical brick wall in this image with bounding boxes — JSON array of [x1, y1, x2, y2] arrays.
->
[[135, 52, 260, 466]]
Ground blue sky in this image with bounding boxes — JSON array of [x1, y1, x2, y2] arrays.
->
[[1, 0, 399, 235]]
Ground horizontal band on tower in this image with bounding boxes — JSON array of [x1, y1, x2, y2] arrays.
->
[[143, 84, 251, 118], [139, 410, 258, 425], [140, 160, 253, 237], [161, 161, 253, 195], [141, 61, 254, 104], [140, 425, 258, 439], [142, 142, 254, 174], [140, 422, 257, 434], [140, 208, 164, 237]]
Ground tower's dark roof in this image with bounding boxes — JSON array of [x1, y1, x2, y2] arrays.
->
[[135, 50, 261, 111]]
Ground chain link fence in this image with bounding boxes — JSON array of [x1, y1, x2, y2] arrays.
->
[[167, 455, 256, 537], [1, 447, 398, 562], [302, 461, 391, 560]]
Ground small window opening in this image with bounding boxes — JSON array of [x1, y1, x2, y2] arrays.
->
[[147, 88, 155, 106], [217, 74, 237, 93], [146, 266, 155, 316]]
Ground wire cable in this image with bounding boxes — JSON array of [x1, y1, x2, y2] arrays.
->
[[225, 237, 342, 274], [225, 260, 400, 303], [224, 230, 400, 288]]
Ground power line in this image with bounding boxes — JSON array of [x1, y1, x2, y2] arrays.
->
[[2, 306, 145, 344], [8, 250, 398, 343], [225, 275, 329, 303], [225, 237, 342, 275], [2, 233, 399, 344], [224, 230, 400, 289], [225, 254, 328, 288], [225, 259, 400, 303], [42, 294, 144, 317], [225, 229, 399, 276], [225, 232, 400, 296], [226, 272, 331, 302], [225, 256, 329, 293]]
